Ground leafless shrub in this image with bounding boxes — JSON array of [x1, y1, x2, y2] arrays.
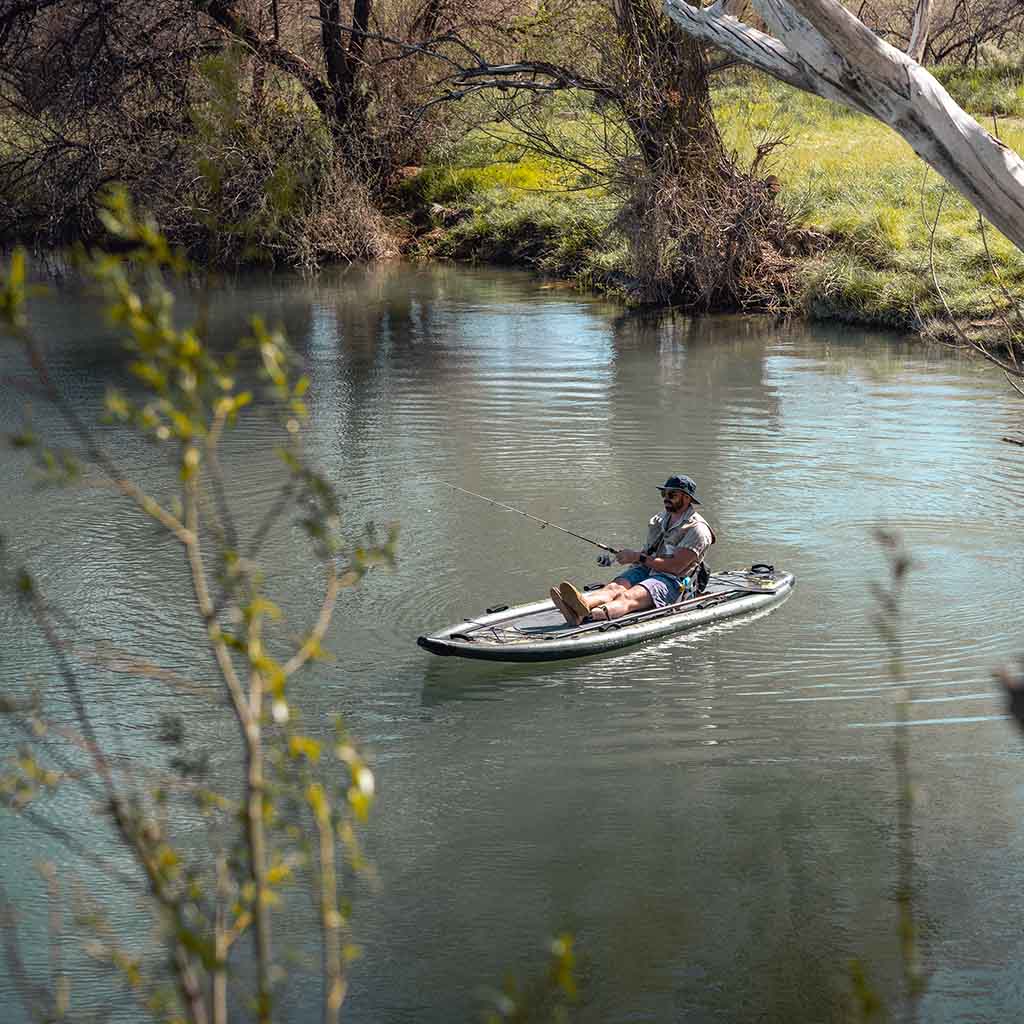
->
[[129, 45, 402, 267], [290, 162, 400, 268], [855, 0, 1024, 64], [0, 0, 471, 258], [613, 159, 794, 310], [0, 0, 200, 245]]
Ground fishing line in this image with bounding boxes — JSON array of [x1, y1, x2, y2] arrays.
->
[[442, 482, 619, 561]]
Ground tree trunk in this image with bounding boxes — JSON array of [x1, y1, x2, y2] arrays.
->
[[608, 2, 788, 309], [663, 0, 1024, 253], [616, 0, 725, 173], [907, 0, 932, 63], [318, 0, 371, 152], [198, 0, 375, 164], [413, 0, 447, 37]]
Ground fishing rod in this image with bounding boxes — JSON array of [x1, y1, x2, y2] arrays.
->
[[443, 483, 619, 561]]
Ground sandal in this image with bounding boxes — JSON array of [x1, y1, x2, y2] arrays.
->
[[550, 586, 582, 626], [558, 581, 591, 622]]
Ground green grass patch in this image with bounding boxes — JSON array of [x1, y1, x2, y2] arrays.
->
[[414, 70, 1024, 330], [407, 125, 626, 285], [422, 185, 620, 279], [715, 75, 1024, 329], [932, 58, 1024, 117], [406, 154, 572, 207]]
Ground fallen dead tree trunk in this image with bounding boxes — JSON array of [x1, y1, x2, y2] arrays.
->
[[664, 0, 1024, 253]]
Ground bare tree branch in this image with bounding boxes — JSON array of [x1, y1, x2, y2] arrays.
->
[[907, 0, 932, 62], [663, 0, 1024, 254]]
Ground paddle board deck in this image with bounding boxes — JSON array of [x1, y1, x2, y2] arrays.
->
[[417, 565, 794, 662]]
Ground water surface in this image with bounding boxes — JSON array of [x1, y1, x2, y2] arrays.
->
[[2, 263, 1024, 1022]]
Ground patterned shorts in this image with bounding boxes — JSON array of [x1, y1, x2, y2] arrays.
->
[[613, 565, 691, 607]]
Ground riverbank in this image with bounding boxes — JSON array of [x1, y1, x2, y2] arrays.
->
[[6, 66, 1022, 346], [401, 70, 1024, 342]]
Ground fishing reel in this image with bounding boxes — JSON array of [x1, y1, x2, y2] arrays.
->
[[596, 553, 614, 567]]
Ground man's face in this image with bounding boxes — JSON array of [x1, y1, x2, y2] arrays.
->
[[661, 489, 690, 514]]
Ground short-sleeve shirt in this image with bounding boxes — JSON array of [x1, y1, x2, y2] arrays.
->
[[643, 508, 715, 576]]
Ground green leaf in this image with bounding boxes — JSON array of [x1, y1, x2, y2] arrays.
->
[[104, 390, 131, 421], [248, 597, 282, 621], [9, 249, 25, 289], [288, 736, 322, 762], [1, 248, 28, 327], [181, 445, 201, 481], [177, 927, 218, 971], [306, 782, 326, 815], [348, 788, 371, 823], [97, 208, 127, 238], [129, 361, 167, 392], [170, 410, 195, 440], [266, 861, 293, 886]]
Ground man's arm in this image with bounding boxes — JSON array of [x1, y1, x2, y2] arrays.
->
[[614, 547, 644, 565], [611, 547, 699, 575], [644, 548, 699, 578], [615, 514, 665, 565]]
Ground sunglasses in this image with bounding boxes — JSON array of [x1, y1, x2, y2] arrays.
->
[[660, 490, 684, 498]]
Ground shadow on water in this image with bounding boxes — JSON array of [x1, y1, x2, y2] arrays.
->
[[416, 634, 667, 706], [418, 657, 562, 705]]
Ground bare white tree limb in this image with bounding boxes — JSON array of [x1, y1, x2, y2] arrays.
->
[[664, 0, 1024, 253], [907, 0, 932, 63]]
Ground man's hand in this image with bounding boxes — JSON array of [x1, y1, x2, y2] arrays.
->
[[616, 549, 642, 565]]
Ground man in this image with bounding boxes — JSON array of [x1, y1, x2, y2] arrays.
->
[[550, 475, 715, 626]]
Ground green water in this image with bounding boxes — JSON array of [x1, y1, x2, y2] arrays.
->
[[2, 262, 1024, 1022]]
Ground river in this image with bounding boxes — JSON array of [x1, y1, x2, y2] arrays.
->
[[2, 262, 1024, 1022]]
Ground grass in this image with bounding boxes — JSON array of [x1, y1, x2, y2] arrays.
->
[[716, 74, 1024, 328], [932, 57, 1024, 118], [411, 65, 1024, 335], [406, 156, 574, 207], [403, 125, 630, 289], [416, 186, 629, 293]]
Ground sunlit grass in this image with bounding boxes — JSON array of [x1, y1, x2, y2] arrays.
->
[[932, 58, 1024, 118], [717, 75, 1024, 327], [415, 184, 623, 282], [410, 103, 618, 207], [408, 113, 624, 283], [411, 158, 573, 206], [416, 70, 1024, 329]]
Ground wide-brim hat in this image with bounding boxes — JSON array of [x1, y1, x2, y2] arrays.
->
[[657, 475, 701, 505]]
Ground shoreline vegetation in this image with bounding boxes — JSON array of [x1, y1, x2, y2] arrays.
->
[[4, 58, 1023, 343], [400, 67, 1024, 342]]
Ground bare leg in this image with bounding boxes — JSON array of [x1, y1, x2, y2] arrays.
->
[[559, 579, 653, 622], [553, 580, 626, 624], [574, 579, 630, 613], [589, 584, 654, 620]]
